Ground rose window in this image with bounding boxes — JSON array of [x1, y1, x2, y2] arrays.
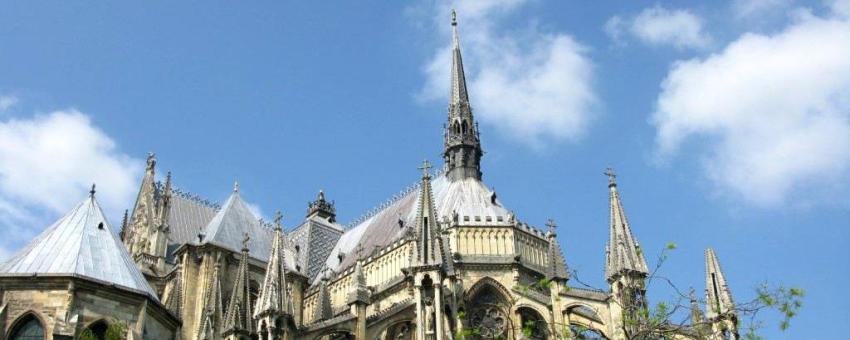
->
[[470, 306, 507, 339]]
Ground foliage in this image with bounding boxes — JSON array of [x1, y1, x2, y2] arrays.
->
[[78, 321, 127, 340], [562, 242, 805, 340]]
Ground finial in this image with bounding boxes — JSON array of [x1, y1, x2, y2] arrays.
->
[[242, 232, 250, 251], [418, 159, 432, 178], [318, 189, 325, 201], [451, 9, 457, 26], [233, 181, 239, 193], [273, 210, 283, 231], [89, 183, 96, 197], [146, 152, 156, 170], [604, 167, 617, 187]]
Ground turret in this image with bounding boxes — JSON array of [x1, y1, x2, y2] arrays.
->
[[443, 10, 483, 181], [306, 190, 336, 223]]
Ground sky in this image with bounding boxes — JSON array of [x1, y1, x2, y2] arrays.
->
[[1, 0, 848, 338]]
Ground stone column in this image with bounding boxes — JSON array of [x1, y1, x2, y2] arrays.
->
[[550, 280, 566, 336], [434, 282, 443, 340], [352, 303, 367, 340], [414, 278, 424, 340]]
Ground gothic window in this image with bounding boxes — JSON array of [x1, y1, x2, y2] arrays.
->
[[9, 314, 44, 340], [466, 282, 511, 339], [462, 121, 468, 134]]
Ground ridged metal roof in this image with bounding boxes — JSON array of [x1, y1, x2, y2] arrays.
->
[[0, 194, 157, 298], [322, 173, 510, 276], [201, 191, 297, 271], [167, 190, 219, 245]]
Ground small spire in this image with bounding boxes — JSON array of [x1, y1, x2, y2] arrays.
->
[[89, 183, 96, 198], [451, 9, 457, 26], [273, 210, 283, 231], [605, 170, 648, 282], [318, 189, 325, 201], [233, 181, 240, 193], [605, 167, 617, 187]]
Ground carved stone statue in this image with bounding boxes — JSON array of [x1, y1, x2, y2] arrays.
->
[[424, 298, 435, 334]]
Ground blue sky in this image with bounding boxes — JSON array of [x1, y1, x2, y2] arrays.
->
[[1, 1, 849, 337]]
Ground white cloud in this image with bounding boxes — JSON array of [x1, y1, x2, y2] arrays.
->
[[418, 0, 596, 147], [0, 95, 18, 112], [605, 5, 711, 50], [651, 14, 850, 207], [0, 109, 142, 259]]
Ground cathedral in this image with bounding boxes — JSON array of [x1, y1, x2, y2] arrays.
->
[[0, 12, 740, 340]]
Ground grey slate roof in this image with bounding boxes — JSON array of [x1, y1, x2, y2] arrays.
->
[[289, 216, 343, 280], [202, 190, 273, 261], [167, 189, 219, 245], [0, 194, 157, 299], [323, 173, 510, 277], [201, 190, 297, 271]]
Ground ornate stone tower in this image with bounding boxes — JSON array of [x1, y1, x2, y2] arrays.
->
[[443, 10, 483, 182], [604, 168, 649, 338]]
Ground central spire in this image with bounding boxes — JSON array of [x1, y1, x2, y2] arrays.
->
[[444, 9, 483, 181]]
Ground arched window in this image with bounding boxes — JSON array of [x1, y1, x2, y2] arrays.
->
[[9, 314, 44, 340], [461, 121, 468, 134]]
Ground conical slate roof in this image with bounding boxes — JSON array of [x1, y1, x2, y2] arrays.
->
[[0, 193, 157, 298], [202, 188, 274, 262]]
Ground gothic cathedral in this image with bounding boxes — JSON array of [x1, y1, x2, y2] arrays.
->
[[0, 11, 740, 340]]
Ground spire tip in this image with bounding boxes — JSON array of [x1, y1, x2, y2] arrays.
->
[[89, 183, 96, 197], [451, 9, 457, 26]]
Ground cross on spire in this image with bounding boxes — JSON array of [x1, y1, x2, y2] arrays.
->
[[546, 218, 557, 232], [89, 183, 97, 197], [233, 181, 240, 193], [273, 210, 283, 231], [605, 167, 617, 186], [418, 159, 432, 178], [451, 8, 457, 26]]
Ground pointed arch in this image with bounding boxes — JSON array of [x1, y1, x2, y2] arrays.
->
[[7, 311, 46, 340], [465, 277, 513, 305]]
